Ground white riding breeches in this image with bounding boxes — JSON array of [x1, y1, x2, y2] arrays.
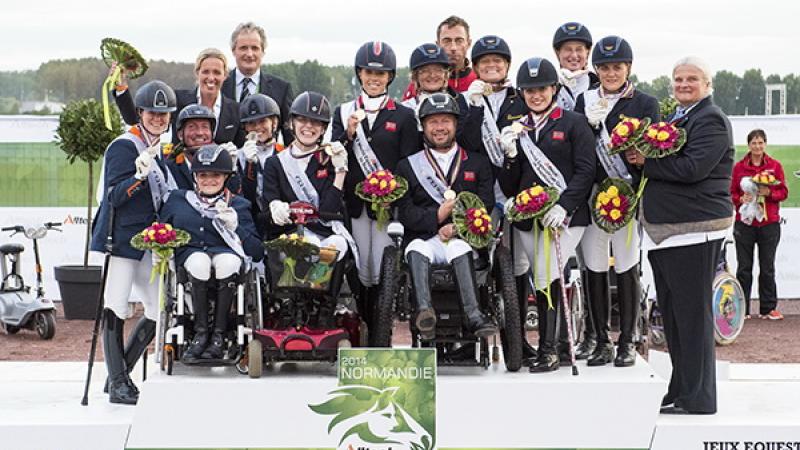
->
[[352, 211, 392, 286], [580, 220, 641, 273], [304, 229, 348, 262], [513, 226, 586, 289], [405, 235, 473, 264], [102, 253, 159, 321], [183, 252, 242, 281]]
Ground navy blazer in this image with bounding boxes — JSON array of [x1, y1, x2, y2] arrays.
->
[[460, 87, 529, 161], [261, 151, 345, 240], [395, 148, 495, 243], [574, 88, 660, 186], [499, 107, 597, 230], [235, 149, 283, 239], [331, 98, 419, 220], [159, 190, 263, 266], [114, 88, 245, 147], [90, 133, 168, 259], [642, 96, 734, 225], [221, 70, 294, 145]]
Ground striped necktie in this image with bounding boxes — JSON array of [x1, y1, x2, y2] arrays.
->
[[240, 77, 253, 102]]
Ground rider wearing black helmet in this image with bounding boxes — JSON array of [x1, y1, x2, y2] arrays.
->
[[167, 104, 217, 189], [552, 22, 599, 111], [498, 57, 596, 373], [161, 143, 264, 362], [395, 93, 497, 340]]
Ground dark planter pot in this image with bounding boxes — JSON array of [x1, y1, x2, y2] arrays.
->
[[54, 265, 103, 320]]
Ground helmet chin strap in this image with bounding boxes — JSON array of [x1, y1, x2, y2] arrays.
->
[[361, 87, 387, 99]]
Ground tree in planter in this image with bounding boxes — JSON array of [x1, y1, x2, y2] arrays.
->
[[55, 99, 122, 266]]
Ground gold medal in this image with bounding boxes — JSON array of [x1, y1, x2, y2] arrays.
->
[[321, 143, 334, 156], [444, 189, 457, 201], [354, 109, 366, 122], [482, 84, 494, 96], [511, 122, 525, 135], [597, 98, 609, 109]]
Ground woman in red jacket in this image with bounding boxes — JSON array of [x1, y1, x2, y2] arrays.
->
[[731, 129, 788, 319]]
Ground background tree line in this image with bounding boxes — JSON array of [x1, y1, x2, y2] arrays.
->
[[0, 57, 796, 116]]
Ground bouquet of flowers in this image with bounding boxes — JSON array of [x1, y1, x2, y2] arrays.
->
[[608, 115, 651, 155], [100, 37, 148, 130], [130, 222, 191, 282], [752, 169, 781, 187], [452, 191, 493, 249], [355, 169, 408, 229], [264, 233, 339, 290], [639, 121, 687, 158], [591, 178, 637, 233], [505, 184, 560, 223]]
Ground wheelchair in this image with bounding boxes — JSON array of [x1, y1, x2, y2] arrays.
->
[[158, 262, 262, 376], [246, 202, 364, 378], [370, 222, 523, 372]]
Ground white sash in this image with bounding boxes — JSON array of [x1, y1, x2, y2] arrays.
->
[[276, 149, 359, 266], [556, 72, 591, 111], [476, 95, 505, 167], [517, 121, 567, 193], [583, 89, 633, 183], [340, 101, 383, 176], [407, 150, 447, 204], [184, 191, 248, 260]]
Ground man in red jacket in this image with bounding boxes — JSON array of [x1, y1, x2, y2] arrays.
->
[[731, 129, 788, 319], [402, 15, 477, 100]]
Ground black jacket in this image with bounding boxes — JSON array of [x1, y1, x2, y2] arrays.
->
[[221, 70, 293, 145], [574, 88, 660, 186], [331, 98, 419, 220], [642, 96, 734, 225], [395, 148, 495, 243], [499, 107, 597, 230], [460, 87, 528, 161]]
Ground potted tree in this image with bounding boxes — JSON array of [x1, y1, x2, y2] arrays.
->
[[53, 99, 122, 319]]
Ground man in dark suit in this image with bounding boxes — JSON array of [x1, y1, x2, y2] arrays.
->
[[222, 22, 294, 145]]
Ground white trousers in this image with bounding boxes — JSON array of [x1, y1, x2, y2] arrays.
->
[[580, 220, 641, 273], [183, 252, 242, 281], [513, 226, 586, 289], [405, 236, 472, 264], [352, 211, 392, 286], [304, 229, 348, 262], [103, 254, 159, 321]]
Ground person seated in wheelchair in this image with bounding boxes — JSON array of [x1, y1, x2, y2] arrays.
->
[[394, 93, 497, 340], [262, 91, 352, 264], [160, 144, 264, 362]]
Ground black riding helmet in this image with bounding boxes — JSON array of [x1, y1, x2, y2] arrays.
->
[[552, 22, 592, 50], [177, 104, 216, 131], [471, 35, 511, 65], [592, 36, 633, 65], [517, 57, 559, 89], [354, 41, 397, 84], [290, 91, 331, 124], [418, 93, 460, 121], [239, 93, 281, 124], [192, 144, 234, 174], [134, 80, 177, 113], [410, 43, 450, 72]]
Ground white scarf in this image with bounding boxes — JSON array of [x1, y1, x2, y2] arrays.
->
[[184, 190, 247, 260]]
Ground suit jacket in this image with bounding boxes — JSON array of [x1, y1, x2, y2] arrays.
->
[[574, 88, 660, 186], [460, 86, 529, 162], [261, 150, 345, 240], [642, 96, 734, 225], [499, 107, 597, 230], [221, 69, 294, 145], [114, 88, 245, 147], [331, 98, 419, 220], [160, 190, 263, 266], [395, 148, 495, 243]]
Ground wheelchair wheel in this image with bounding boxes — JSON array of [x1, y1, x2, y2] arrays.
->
[[248, 339, 263, 379], [712, 271, 746, 345], [34, 310, 56, 340], [648, 299, 666, 347], [494, 245, 522, 372], [372, 246, 400, 348]]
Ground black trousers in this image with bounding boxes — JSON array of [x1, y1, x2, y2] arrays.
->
[[649, 239, 720, 414], [733, 221, 781, 315]]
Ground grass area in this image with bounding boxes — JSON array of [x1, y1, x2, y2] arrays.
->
[[0, 143, 797, 207]]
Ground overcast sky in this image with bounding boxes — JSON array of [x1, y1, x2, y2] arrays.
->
[[2, 0, 798, 81]]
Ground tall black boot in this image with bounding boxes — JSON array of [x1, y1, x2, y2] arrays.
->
[[575, 269, 597, 359], [103, 309, 138, 405], [530, 281, 560, 373], [407, 251, 436, 340], [201, 275, 236, 360], [614, 266, 640, 367], [452, 254, 497, 338], [587, 270, 614, 366], [183, 276, 209, 362], [103, 316, 155, 394], [516, 275, 537, 362]]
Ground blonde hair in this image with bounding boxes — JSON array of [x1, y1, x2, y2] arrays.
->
[[194, 48, 228, 74], [230, 22, 267, 52]]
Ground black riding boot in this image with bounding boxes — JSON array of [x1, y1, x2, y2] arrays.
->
[[452, 254, 496, 338], [516, 275, 537, 362], [103, 316, 155, 394], [103, 309, 138, 405], [408, 251, 436, 340], [614, 266, 640, 367], [183, 276, 209, 362], [201, 275, 236, 360], [530, 281, 560, 373], [575, 269, 597, 359], [587, 270, 614, 366]]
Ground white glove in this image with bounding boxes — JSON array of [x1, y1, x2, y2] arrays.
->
[[269, 200, 292, 226], [134, 151, 153, 180], [219, 142, 238, 160], [585, 101, 609, 127], [215, 204, 238, 231], [503, 196, 516, 214], [466, 79, 487, 106], [329, 142, 348, 173], [541, 204, 567, 229], [499, 125, 519, 158], [242, 140, 259, 163]]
